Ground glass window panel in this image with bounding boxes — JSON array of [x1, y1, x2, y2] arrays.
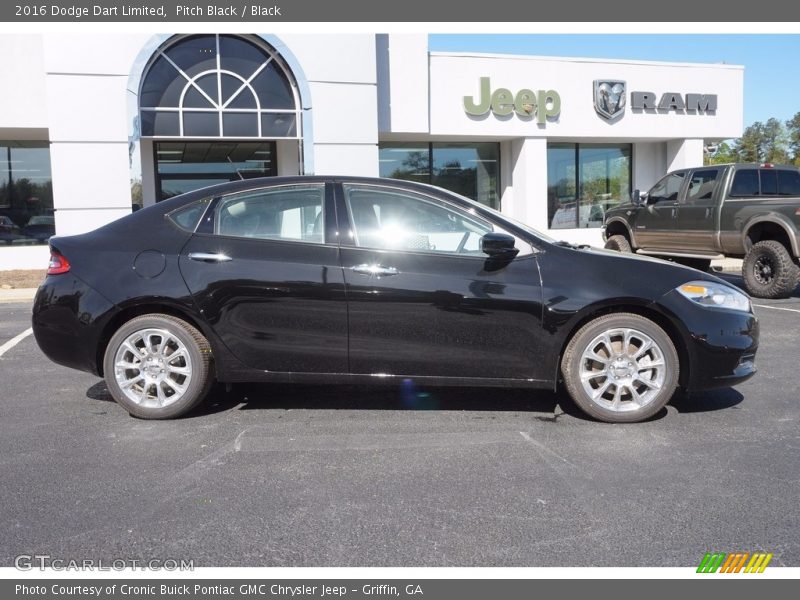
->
[[158, 178, 229, 201], [577, 145, 631, 228], [0, 142, 54, 246], [219, 35, 269, 80], [778, 170, 800, 196], [139, 55, 184, 108], [140, 110, 180, 137], [155, 141, 276, 200], [379, 143, 430, 185], [164, 35, 218, 79], [759, 169, 778, 196], [221, 74, 257, 109], [251, 62, 295, 109], [260, 114, 296, 137], [222, 113, 259, 137], [730, 170, 759, 197], [547, 144, 578, 229], [343, 185, 494, 254], [216, 185, 325, 242], [182, 84, 216, 109], [168, 197, 211, 231], [432, 143, 499, 209], [548, 143, 631, 229], [648, 173, 685, 203], [189, 74, 219, 107], [686, 169, 721, 203], [182, 112, 220, 137]]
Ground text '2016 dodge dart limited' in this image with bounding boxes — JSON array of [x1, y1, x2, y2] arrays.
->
[[32, 177, 758, 423]]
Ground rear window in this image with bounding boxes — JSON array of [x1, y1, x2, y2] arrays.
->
[[778, 170, 800, 196], [730, 170, 759, 197], [760, 169, 778, 195]]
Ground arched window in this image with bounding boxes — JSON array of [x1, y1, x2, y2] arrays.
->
[[139, 34, 300, 139]]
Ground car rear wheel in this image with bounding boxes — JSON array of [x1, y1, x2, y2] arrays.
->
[[561, 313, 679, 423], [742, 240, 800, 299], [604, 234, 632, 253], [103, 314, 214, 419]]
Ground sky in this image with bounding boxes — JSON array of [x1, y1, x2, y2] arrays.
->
[[428, 34, 800, 127]]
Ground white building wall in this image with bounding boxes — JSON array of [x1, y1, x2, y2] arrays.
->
[[666, 138, 705, 172], [0, 35, 48, 133]]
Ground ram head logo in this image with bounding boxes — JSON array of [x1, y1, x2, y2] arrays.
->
[[594, 80, 626, 121]]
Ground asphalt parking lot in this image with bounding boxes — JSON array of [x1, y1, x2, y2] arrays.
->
[[1, 274, 798, 568]]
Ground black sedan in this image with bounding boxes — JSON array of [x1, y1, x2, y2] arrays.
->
[[32, 177, 758, 423]]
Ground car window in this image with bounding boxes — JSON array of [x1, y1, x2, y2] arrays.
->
[[685, 169, 720, 203], [343, 185, 498, 255], [168, 197, 212, 232], [759, 169, 778, 196], [648, 173, 684, 203], [216, 184, 325, 243], [777, 170, 800, 196], [730, 170, 759, 197]]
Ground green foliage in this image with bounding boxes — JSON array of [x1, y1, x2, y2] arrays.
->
[[707, 112, 800, 166]]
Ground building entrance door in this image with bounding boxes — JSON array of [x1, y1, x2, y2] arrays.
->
[[154, 141, 278, 201]]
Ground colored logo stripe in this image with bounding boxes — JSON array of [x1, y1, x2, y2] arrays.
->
[[697, 552, 773, 573]]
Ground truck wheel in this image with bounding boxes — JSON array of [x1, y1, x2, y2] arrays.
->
[[742, 240, 800, 299], [604, 234, 632, 253], [103, 314, 215, 419], [561, 313, 679, 423]]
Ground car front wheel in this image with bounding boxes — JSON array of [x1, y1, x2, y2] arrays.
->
[[103, 314, 214, 419], [603, 234, 632, 253], [561, 313, 679, 423]]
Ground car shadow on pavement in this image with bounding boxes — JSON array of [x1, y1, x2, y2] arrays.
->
[[669, 387, 744, 414], [86, 379, 745, 422]]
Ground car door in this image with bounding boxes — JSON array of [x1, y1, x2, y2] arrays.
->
[[178, 181, 348, 373], [676, 167, 723, 251], [633, 171, 686, 248], [336, 182, 547, 382]]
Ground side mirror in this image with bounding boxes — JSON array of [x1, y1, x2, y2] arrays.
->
[[480, 232, 518, 257], [632, 189, 642, 205]]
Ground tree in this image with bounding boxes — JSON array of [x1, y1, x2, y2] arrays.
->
[[786, 111, 800, 166], [704, 141, 737, 165], [734, 119, 790, 164]]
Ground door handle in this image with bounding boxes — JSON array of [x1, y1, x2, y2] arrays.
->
[[187, 252, 232, 263], [352, 264, 400, 277]]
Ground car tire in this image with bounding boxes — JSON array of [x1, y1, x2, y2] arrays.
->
[[103, 314, 214, 419], [604, 234, 632, 253], [561, 313, 679, 423], [742, 240, 800, 299]]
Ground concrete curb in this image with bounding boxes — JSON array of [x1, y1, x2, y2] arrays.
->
[[0, 288, 37, 303]]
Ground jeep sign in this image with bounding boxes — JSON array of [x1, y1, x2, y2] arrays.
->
[[464, 77, 561, 124]]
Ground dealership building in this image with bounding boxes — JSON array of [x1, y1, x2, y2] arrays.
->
[[0, 33, 744, 269]]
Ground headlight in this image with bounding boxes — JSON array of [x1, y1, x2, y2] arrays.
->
[[676, 280, 751, 312]]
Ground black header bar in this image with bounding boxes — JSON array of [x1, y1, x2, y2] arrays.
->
[[2, 0, 800, 22]]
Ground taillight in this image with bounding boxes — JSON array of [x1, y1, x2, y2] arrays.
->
[[47, 251, 71, 275], [760, 163, 775, 168]]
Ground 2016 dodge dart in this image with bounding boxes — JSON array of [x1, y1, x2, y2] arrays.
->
[[32, 177, 758, 423]]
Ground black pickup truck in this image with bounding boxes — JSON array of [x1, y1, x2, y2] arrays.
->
[[603, 163, 800, 298]]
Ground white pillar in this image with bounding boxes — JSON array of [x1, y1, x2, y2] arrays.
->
[[666, 138, 704, 172], [502, 138, 548, 231]]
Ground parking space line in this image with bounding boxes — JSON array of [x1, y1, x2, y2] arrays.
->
[[0, 328, 33, 357], [753, 304, 800, 314]]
